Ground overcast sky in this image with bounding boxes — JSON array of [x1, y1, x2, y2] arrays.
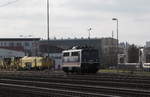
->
[[0, 0, 150, 45]]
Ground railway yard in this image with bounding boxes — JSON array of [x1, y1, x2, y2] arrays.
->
[[0, 71, 149, 97]]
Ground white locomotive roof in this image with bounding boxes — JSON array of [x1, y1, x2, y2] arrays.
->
[[62, 49, 82, 53]]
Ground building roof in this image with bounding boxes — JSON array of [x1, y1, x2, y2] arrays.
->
[[40, 38, 101, 42], [0, 38, 40, 41]]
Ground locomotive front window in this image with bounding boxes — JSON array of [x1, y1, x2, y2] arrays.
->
[[63, 51, 80, 62]]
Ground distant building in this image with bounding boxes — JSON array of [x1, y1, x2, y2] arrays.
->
[[39, 37, 118, 67], [39, 45, 63, 70], [0, 38, 40, 56], [146, 41, 150, 48], [143, 47, 150, 63], [142, 41, 150, 63], [118, 42, 130, 63], [48, 53, 62, 70], [100, 38, 117, 66]]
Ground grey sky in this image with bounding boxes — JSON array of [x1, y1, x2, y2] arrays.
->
[[0, 0, 150, 45]]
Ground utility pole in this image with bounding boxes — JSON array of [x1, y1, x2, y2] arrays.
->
[[47, 0, 50, 58], [112, 18, 119, 72], [111, 30, 114, 65], [47, 0, 50, 70], [47, 0, 50, 41]]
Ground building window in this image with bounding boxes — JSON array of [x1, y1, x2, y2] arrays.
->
[[25, 42, 29, 46], [105, 40, 108, 45], [17, 42, 22, 46], [4, 43, 6, 46], [9, 42, 14, 47], [1, 43, 3, 46]]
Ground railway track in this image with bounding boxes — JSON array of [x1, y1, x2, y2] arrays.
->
[[0, 76, 150, 96], [1, 71, 150, 81], [0, 71, 150, 96], [1, 72, 150, 85], [1, 75, 150, 90], [0, 80, 116, 97], [0, 78, 150, 97]]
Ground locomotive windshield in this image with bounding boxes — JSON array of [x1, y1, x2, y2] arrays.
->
[[63, 51, 80, 62], [82, 49, 99, 62]]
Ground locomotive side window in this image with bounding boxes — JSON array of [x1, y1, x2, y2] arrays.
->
[[70, 51, 80, 62], [71, 52, 79, 56], [63, 52, 69, 56]]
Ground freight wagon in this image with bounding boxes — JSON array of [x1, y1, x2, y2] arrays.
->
[[19, 56, 53, 70], [0, 56, 53, 70]]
